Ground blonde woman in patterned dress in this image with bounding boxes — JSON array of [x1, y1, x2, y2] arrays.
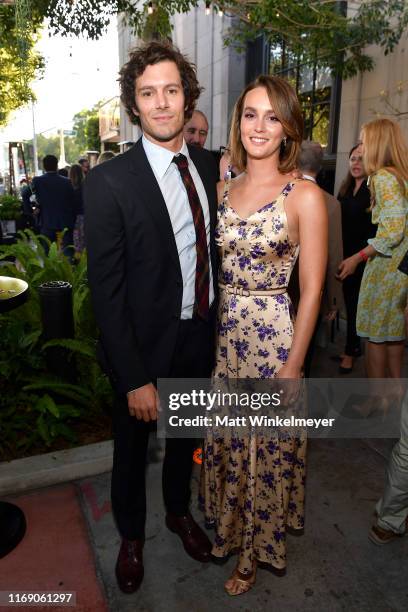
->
[[200, 75, 328, 595], [337, 119, 408, 379]]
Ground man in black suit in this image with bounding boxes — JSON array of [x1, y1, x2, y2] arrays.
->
[[84, 41, 218, 594], [32, 155, 75, 255]]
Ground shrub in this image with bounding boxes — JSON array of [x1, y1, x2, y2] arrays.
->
[[0, 230, 112, 459]]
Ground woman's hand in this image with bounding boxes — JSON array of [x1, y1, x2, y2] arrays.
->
[[276, 363, 303, 406], [336, 254, 361, 281], [276, 363, 302, 379]]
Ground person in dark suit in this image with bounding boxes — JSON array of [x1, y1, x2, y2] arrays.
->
[[84, 41, 218, 594], [32, 155, 75, 256]]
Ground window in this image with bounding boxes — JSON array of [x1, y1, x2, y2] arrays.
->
[[268, 39, 336, 150]]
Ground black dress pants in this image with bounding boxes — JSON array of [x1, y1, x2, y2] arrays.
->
[[343, 266, 364, 357], [111, 313, 214, 540]]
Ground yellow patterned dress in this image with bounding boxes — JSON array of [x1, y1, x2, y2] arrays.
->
[[357, 169, 408, 342], [200, 178, 306, 574]]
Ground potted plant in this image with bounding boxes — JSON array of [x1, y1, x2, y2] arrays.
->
[[0, 194, 22, 236]]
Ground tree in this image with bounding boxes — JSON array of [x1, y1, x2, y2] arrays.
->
[[0, 2, 45, 126], [72, 105, 101, 153], [38, 0, 408, 78]]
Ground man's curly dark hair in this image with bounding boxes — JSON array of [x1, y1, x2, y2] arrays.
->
[[119, 41, 203, 126]]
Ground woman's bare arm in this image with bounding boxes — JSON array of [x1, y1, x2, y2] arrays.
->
[[280, 181, 328, 377]]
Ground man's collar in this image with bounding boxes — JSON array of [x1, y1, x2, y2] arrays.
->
[[142, 134, 189, 180], [302, 173, 317, 183]]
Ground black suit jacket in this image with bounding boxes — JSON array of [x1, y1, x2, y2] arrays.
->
[[84, 139, 218, 394], [32, 172, 75, 231]]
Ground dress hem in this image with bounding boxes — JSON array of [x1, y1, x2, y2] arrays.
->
[[357, 332, 406, 343]]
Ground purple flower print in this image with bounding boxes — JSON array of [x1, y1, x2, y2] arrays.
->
[[215, 534, 226, 547], [252, 262, 267, 273], [261, 471, 275, 488], [240, 306, 249, 319], [244, 499, 252, 512], [213, 453, 222, 466], [226, 317, 239, 331], [266, 544, 275, 555], [223, 269, 233, 284], [220, 346, 227, 359], [282, 183, 294, 196], [273, 529, 285, 542], [267, 441, 278, 454], [231, 437, 245, 452], [260, 202, 274, 213], [226, 471, 240, 484], [233, 339, 249, 360], [269, 240, 291, 258], [277, 346, 289, 363], [257, 509, 270, 521], [228, 496, 238, 508], [254, 297, 267, 310], [238, 254, 251, 270], [257, 447, 265, 460], [254, 322, 278, 342], [258, 364, 275, 378], [258, 348, 270, 358], [283, 451, 295, 464], [275, 294, 286, 305], [250, 244, 265, 259], [238, 278, 249, 288], [252, 226, 263, 238], [271, 218, 284, 233], [255, 281, 268, 290]]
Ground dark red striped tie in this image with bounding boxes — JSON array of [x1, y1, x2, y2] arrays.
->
[[173, 153, 209, 320]]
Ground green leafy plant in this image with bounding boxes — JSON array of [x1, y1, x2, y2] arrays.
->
[[0, 194, 22, 221], [0, 230, 113, 460]]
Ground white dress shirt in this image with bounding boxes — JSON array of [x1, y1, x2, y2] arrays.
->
[[142, 135, 214, 319]]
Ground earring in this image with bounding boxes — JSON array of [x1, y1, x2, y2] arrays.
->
[[282, 137, 287, 147]]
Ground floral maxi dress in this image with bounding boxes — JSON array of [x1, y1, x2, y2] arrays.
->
[[200, 178, 306, 573]]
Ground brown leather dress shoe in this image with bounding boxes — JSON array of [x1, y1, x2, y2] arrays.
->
[[166, 512, 212, 562], [115, 539, 144, 593]]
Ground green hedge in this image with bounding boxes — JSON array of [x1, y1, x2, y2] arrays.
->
[[0, 230, 112, 459]]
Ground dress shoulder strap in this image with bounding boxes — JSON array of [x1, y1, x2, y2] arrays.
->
[[221, 172, 233, 205], [278, 177, 306, 202]]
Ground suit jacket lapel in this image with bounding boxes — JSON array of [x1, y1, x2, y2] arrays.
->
[[127, 139, 182, 275]]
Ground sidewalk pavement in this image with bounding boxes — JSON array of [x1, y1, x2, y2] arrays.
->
[[1, 329, 408, 611]]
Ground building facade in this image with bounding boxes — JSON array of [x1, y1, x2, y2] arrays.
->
[[117, 4, 408, 191]]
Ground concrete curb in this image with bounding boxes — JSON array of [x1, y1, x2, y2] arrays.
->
[[0, 440, 113, 496]]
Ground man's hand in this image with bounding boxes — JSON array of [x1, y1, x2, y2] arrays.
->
[[127, 383, 159, 422]]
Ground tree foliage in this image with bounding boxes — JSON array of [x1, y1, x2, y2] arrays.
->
[[72, 105, 101, 153], [37, 0, 408, 78], [0, 2, 45, 126]]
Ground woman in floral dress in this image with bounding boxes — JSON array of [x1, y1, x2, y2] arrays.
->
[[200, 75, 328, 595], [337, 118, 408, 379]]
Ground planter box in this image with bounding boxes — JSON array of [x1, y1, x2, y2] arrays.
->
[[0, 440, 113, 496], [0, 219, 16, 236]]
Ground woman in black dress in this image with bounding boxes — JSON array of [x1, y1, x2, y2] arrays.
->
[[337, 143, 376, 372]]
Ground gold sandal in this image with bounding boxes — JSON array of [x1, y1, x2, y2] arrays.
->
[[224, 563, 257, 596]]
